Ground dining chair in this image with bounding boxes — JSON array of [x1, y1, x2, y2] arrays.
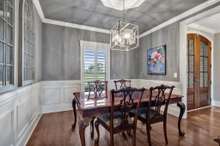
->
[[95, 87, 145, 146], [132, 85, 174, 146], [87, 80, 108, 99], [72, 92, 95, 138], [114, 79, 131, 90]]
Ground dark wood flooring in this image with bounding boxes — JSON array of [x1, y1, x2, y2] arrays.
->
[[27, 107, 220, 146]]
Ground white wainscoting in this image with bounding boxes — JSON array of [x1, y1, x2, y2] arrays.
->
[[40, 79, 184, 118], [40, 80, 81, 113], [212, 100, 220, 107], [0, 83, 41, 146]]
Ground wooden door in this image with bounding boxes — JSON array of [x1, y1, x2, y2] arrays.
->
[[187, 33, 211, 110]]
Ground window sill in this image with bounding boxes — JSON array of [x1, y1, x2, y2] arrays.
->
[[0, 85, 17, 95]]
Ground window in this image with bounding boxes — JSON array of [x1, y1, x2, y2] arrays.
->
[[0, 0, 14, 91], [80, 41, 109, 91], [23, 0, 35, 84]]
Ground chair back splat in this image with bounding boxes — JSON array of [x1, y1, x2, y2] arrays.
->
[[87, 80, 108, 99], [148, 85, 175, 117], [114, 79, 131, 90], [110, 87, 145, 132], [95, 87, 145, 146]]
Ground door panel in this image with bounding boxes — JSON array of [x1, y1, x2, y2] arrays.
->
[[187, 34, 196, 110], [187, 33, 211, 110]]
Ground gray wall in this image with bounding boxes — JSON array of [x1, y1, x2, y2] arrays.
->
[[213, 33, 220, 102], [42, 23, 137, 80], [111, 49, 138, 79], [41, 23, 180, 81], [33, 5, 42, 82], [42, 24, 109, 80], [136, 22, 180, 81]]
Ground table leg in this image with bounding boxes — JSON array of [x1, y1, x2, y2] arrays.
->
[[79, 120, 89, 146], [72, 99, 77, 131], [214, 137, 220, 146], [177, 102, 185, 136], [90, 117, 95, 139]]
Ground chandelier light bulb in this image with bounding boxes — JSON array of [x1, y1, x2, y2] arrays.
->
[[123, 32, 131, 39]]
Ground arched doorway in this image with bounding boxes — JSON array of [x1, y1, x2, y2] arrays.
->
[[187, 33, 212, 110]]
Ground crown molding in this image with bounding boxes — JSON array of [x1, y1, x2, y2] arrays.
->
[[139, 0, 220, 38], [32, 0, 110, 34], [32, 0, 45, 20], [188, 23, 217, 34], [42, 18, 110, 34]]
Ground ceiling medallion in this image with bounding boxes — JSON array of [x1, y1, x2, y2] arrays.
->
[[101, 0, 146, 11]]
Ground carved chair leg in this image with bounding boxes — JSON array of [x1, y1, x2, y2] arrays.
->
[[146, 122, 152, 146], [95, 120, 100, 145], [122, 132, 127, 140], [110, 132, 114, 146], [127, 129, 132, 137], [90, 117, 95, 139], [133, 129, 136, 146], [72, 99, 77, 131], [79, 121, 88, 146], [163, 119, 168, 144], [214, 137, 220, 146], [177, 102, 186, 136]]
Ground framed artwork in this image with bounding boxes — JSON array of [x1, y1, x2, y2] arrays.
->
[[147, 45, 166, 75]]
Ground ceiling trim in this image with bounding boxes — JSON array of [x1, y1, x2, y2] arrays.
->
[[188, 23, 217, 34], [43, 18, 110, 34], [139, 0, 220, 38], [32, 0, 45, 20], [33, 0, 110, 34], [33, 0, 220, 37]]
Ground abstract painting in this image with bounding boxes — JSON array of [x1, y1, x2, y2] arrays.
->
[[147, 45, 166, 75]]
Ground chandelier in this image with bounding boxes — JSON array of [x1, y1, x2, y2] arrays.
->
[[110, 21, 139, 51], [102, 0, 140, 51]]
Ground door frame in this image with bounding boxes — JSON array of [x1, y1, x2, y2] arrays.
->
[[179, 6, 220, 115], [187, 33, 213, 110]]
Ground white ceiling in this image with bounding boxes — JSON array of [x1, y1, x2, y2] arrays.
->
[[192, 12, 220, 33]]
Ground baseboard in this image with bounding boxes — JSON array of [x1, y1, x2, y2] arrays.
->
[[41, 104, 72, 114], [16, 112, 42, 146], [212, 100, 220, 107], [187, 105, 212, 112]]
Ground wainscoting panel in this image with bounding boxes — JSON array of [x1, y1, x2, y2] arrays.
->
[[40, 80, 81, 113], [0, 83, 41, 146], [0, 111, 14, 146]]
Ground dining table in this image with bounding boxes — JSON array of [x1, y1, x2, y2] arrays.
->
[[72, 89, 186, 146]]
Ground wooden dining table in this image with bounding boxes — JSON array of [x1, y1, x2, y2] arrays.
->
[[72, 89, 186, 146]]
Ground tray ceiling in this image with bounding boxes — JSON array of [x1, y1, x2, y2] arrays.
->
[[39, 0, 208, 33]]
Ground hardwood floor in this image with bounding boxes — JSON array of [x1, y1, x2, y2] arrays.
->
[[27, 107, 220, 146]]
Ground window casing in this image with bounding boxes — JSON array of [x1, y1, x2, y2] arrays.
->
[[80, 41, 110, 92], [0, 0, 14, 91], [22, 0, 35, 85]]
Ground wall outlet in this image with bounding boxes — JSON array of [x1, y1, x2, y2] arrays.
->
[[174, 72, 178, 78]]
